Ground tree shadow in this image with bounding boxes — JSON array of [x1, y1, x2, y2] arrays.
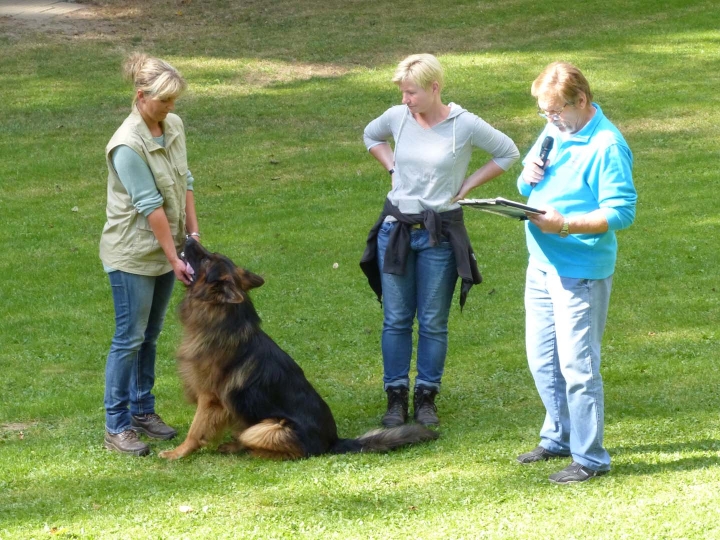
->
[[609, 439, 720, 477]]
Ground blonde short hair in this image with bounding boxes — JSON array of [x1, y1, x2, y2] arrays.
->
[[531, 61, 593, 105], [392, 53, 444, 91], [123, 53, 187, 109]]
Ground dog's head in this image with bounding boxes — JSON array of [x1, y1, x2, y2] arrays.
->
[[181, 237, 264, 304]]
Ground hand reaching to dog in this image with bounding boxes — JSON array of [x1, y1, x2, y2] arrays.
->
[[171, 257, 195, 285]]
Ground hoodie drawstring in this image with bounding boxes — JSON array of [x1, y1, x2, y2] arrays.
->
[[394, 107, 409, 163], [452, 117, 456, 157]]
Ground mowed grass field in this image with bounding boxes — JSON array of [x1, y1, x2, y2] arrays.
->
[[1, 0, 719, 538]]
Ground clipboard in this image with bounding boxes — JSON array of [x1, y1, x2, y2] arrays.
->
[[458, 197, 545, 221]]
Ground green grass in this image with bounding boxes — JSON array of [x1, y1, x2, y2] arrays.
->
[[1, 0, 720, 537]]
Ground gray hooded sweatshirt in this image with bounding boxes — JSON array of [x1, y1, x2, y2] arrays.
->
[[363, 103, 519, 215]]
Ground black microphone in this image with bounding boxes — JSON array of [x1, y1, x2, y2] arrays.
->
[[530, 136, 554, 187], [539, 136, 554, 165]]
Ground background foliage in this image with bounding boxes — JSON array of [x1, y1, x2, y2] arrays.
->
[[1, 0, 719, 538]]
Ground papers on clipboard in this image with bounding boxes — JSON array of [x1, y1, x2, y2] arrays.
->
[[458, 197, 545, 221]]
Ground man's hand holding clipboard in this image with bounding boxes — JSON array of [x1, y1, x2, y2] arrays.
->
[[458, 197, 546, 221]]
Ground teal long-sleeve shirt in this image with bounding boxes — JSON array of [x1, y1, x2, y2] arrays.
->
[[517, 104, 637, 279], [111, 136, 194, 218]]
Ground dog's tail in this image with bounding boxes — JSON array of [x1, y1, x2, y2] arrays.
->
[[330, 425, 438, 454]]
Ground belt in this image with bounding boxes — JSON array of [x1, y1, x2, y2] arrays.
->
[[411, 223, 426, 230]]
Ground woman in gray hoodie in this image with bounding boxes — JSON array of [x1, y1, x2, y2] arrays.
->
[[361, 53, 519, 427]]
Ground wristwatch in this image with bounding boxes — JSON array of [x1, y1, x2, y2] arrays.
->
[[559, 219, 570, 238]]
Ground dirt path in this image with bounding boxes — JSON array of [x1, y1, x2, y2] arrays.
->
[[0, 0, 91, 32]]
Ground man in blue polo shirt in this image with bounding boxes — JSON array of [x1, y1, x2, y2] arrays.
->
[[515, 62, 637, 484]]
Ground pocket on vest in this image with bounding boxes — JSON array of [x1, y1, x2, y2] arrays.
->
[[155, 174, 180, 225], [133, 214, 159, 256]]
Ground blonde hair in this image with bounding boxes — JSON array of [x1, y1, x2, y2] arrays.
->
[[123, 53, 187, 109], [531, 61, 593, 105], [392, 53, 444, 91]]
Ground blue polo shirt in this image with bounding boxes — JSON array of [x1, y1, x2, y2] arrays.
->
[[517, 104, 637, 279]]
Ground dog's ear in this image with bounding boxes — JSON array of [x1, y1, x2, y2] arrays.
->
[[216, 277, 245, 304], [205, 268, 246, 304], [237, 269, 265, 291]]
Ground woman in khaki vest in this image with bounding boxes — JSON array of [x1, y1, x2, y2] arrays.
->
[[99, 53, 199, 456]]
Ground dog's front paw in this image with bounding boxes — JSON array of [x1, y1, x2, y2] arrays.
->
[[158, 448, 182, 460]]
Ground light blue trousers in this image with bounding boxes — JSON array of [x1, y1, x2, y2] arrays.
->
[[525, 263, 613, 471]]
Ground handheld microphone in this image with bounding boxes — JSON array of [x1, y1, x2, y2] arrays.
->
[[530, 136, 554, 187], [539, 136, 554, 165]]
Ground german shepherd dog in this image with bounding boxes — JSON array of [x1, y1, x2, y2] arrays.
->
[[159, 238, 438, 460]]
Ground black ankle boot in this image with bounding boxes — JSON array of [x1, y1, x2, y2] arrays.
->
[[381, 387, 409, 427], [413, 386, 439, 426]]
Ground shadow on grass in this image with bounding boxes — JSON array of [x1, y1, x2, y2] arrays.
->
[[18, 0, 713, 70], [0, 439, 568, 532], [609, 439, 720, 477]]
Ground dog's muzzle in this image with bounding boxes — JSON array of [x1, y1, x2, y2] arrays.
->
[[179, 251, 196, 283]]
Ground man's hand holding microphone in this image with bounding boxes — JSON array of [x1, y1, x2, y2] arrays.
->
[[521, 136, 554, 186], [522, 136, 568, 235]]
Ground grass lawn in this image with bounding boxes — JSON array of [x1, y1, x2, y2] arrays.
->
[[1, 0, 719, 538]]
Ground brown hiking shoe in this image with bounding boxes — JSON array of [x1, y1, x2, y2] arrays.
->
[[104, 429, 150, 456], [381, 387, 409, 427], [131, 413, 177, 440], [413, 386, 439, 426]]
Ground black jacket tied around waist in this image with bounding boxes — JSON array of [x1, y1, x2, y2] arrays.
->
[[359, 198, 482, 310]]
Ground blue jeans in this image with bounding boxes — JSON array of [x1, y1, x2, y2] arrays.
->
[[524, 263, 613, 471], [377, 221, 457, 392], [104, 270, 175, 434]]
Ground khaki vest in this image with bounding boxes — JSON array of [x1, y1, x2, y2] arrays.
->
[[99, 108, 188, 276]]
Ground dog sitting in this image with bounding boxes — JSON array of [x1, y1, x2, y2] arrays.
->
[[159, 238, 437, 460]]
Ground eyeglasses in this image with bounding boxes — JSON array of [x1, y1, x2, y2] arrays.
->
[[537, 103, 569, 120]]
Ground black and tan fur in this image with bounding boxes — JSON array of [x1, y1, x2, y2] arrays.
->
[[159, 238, 438, 460]]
